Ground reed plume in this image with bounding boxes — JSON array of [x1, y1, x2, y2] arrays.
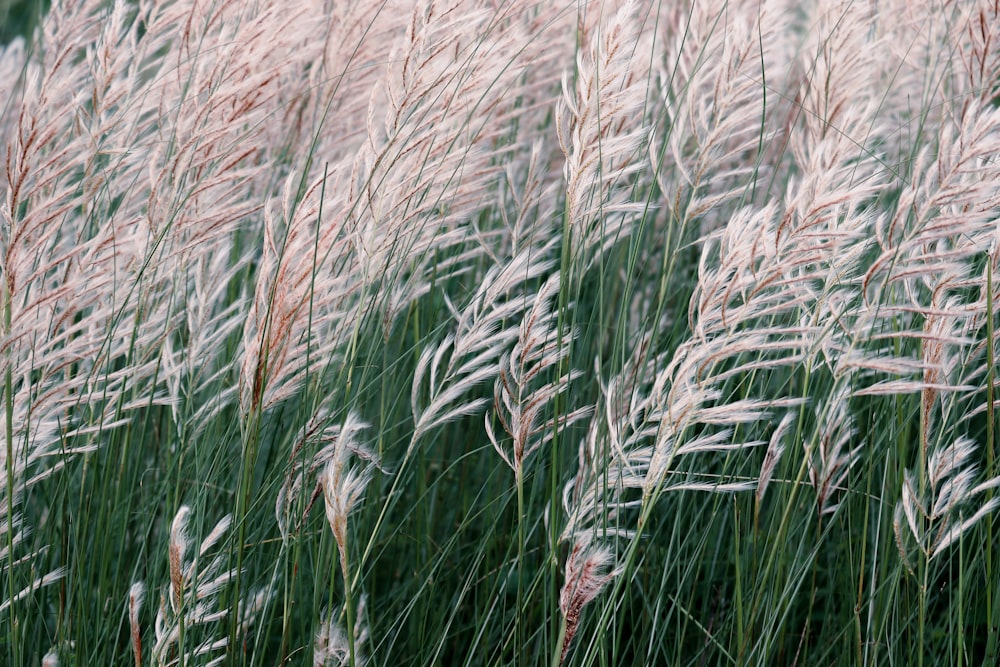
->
[[4, 1, 1000, 665]]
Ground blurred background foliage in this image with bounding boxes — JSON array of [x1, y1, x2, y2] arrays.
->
[[0, 0, 46, 44]]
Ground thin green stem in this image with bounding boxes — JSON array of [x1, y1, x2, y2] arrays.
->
[[339, 544, 357, 667], [986, 251, 996, 657], [551, 612, 569, 667], [3, 276, 17, 667], [733, 497, 745, 655], [516, 469, 526, 667], [552, 190, 574, 654], [918, 548, 927, 667], [918, 356, 929, 667]]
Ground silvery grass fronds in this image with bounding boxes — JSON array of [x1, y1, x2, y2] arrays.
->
[[83, 0, 325, 434], [786, 0, 885, 208], [487, 273, 590, 481], [805, 384, 862, 518], [314, 597, 370, 667], [276, 411, 381, 543], [490, 1, 583, 151], [1, 0, 167, 612], [894, 437, 1000, 571], [873, 0, 998, 165], [557, 536, 621, 666], [411, 250, 553, 442], [561, 345, 664, 543], [853, 97, 1000, 407], [865, 10, 1000, 404], [135, 0, 322, 374], [641, 204, 810, 500], [756, 411, 793, 506], [72, 0, 307, 288], [295, 0, 404, 165], [557, 0, 651, 270], [768, 0, 887, 387], [315, 413, 379, 580], [1, 0, 305, 608], [147, 505, 268, 667], [1, 0, 316, 427], [654, 0, 791, 230], [958, 1, 1000, 107], [870, 0, 953, 162], [779, 0, 883, 308], [864, 97, 1000, 322], [344, 0, 550, 330], [240, 173, 357, 415], [142, 5, 297, 250]]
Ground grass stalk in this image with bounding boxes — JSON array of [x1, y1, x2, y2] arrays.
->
[[987, 249, 996, 659], [339, 542, 358, 667], [516, 468, 526, 667], [3, 3, 1000, 665], [3, 277, 17, 667]]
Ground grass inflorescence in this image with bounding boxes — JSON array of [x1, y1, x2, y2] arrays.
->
[[2, 0, 1000, 665]]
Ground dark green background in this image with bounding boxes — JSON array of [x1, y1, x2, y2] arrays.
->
[[1, 0, 46, 44]]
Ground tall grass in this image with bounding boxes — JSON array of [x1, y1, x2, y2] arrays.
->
[[2, 0, 1000, 665]]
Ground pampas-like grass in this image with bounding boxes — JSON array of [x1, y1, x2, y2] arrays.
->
[[556, 536, 619, 665], [141, 505, 268, 667], [314, 596, 370, 667], [558, 0, 651, 270], [487, 273, 589, 481], [895, 437, 1000, 565], [4, 0, 1000, 665]]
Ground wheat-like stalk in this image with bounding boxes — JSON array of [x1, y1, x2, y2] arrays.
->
[[558, 0, 651, 270], [4, 1, 1000, 664], [487, 273, 589, 480], [895, 437, 1000, 566], [138, 505, 268, 667]]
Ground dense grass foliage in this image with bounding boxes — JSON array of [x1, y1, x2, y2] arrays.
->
[[2, 1, 1000, 665]]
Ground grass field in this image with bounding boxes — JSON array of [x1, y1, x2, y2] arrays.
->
[[2, 0, 1000, 665]]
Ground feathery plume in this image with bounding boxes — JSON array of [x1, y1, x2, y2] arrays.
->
[[276, 410, 382, 542], [130, 581, 145, 667], [487, 273, 590, 480], [642, 204, 808, 499], [558, 537, 620, 665], [318, 413, 380, 583], [240, 172, 356, 415], [149, 505, 268, 667], [411, 250, 553, 441], [894, 437, 1000, 567], [757, 412, 793, 504], [314, 597, 370, 667], [558, 0, 651, 269], [653, 0, 793, 236]]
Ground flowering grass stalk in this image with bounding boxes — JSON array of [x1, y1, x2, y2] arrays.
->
[[3, 1, 1000, 665]]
